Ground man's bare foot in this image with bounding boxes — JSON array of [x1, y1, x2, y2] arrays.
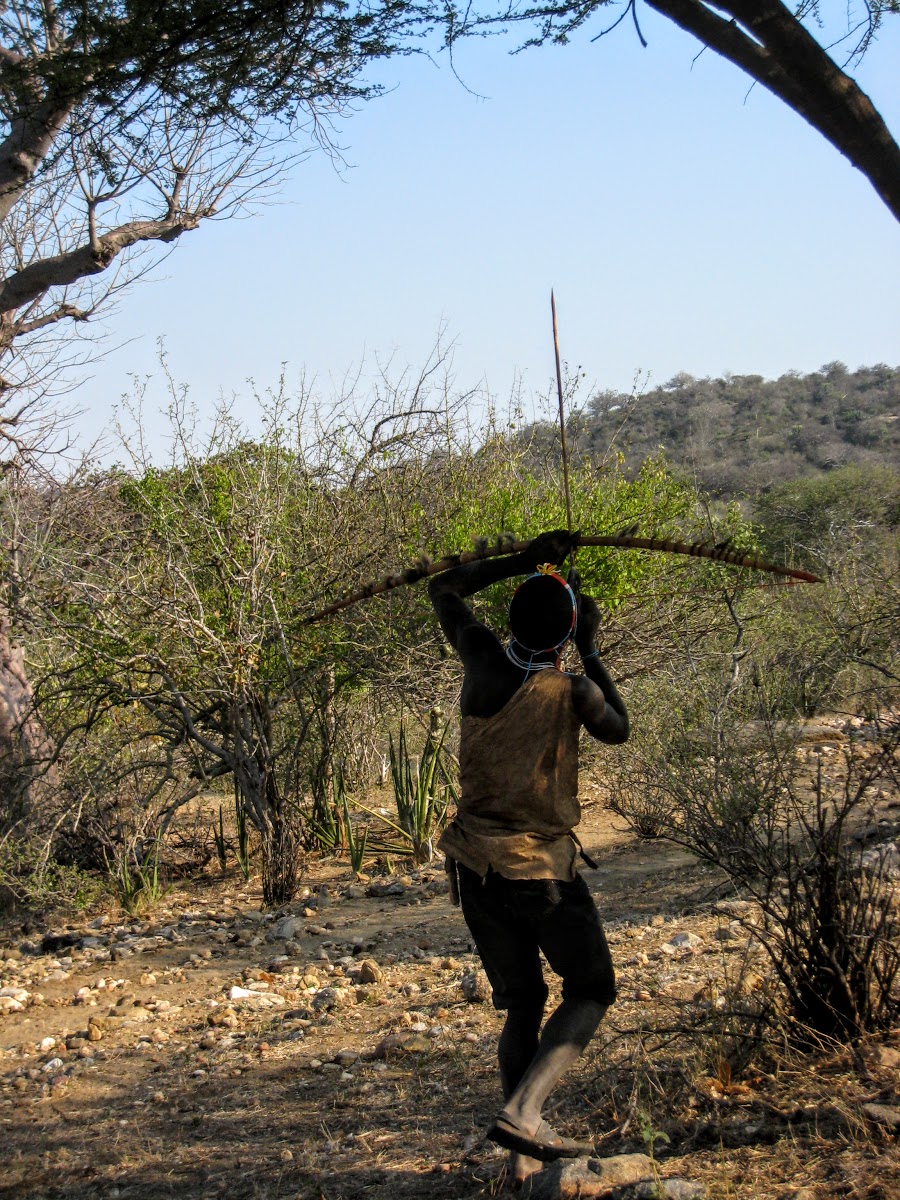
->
[[510, 1149, 544, 1188]]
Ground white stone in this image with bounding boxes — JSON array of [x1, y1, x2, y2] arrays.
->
[[667, 931, 703, 949], [860, 842, 900, 880]]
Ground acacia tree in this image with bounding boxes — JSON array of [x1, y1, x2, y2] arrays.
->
[[18, 350, 482, 903], [0, 0, 421, 825], [448, 0, 900, 223], [0, 0, 418, 411]]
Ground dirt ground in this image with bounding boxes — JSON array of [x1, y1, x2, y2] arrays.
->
[[2, 763, 900, 1200]]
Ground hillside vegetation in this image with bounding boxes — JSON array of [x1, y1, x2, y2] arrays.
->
[[565, 362, 899, 498]]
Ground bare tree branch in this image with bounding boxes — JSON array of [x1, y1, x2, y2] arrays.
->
[[0, 213, 201, 318], [646, 0, 900, 221]]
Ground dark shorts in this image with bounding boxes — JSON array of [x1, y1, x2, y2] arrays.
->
[[457, 864, 617, 1011]]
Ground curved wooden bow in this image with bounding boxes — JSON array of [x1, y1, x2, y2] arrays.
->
[[303, 534, 820, 624]]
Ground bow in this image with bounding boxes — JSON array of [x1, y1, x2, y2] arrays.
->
[[303, 533, 820, 624]]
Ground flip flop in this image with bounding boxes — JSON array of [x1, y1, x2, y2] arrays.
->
[[486, 1112, 595, 1162]]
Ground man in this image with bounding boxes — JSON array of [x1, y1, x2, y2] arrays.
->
[[429, 529, 629, 1186]]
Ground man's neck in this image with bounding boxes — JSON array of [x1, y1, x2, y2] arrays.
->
[[506, 640, 561, 673]]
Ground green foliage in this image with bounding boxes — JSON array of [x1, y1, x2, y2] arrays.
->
[[363, 722, 458, 864], [234, 797, 253, 881], [106, 837, 170, 915], [342, 791, 369, 877], [213, 806, 228, 872], [0, 838, 102, 917], [0, 0, 410, 141], [751, 464, 900, 714], [606, 589, 900, 1041], [756, 464, 900, 557], [436, 446, 714, 629], [307, 764, 347, 854]]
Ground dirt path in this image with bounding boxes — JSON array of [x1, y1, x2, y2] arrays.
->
[[2, 802, 898, 1200]]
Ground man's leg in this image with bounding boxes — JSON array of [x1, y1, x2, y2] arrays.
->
[[498, 1001, 544, 1099], [499, 997, 607, 1138], [498, 1001, 546, 1186], [457, 868, 549, 1184], [489, 874, 616, 1161]]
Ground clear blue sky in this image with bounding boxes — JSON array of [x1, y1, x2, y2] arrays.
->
[[82, 8, 900, 456]]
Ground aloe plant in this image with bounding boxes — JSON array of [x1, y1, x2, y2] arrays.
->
[[382, 721, 458, 863]]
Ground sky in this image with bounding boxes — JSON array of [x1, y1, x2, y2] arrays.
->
[[78, 7, 900, 458]]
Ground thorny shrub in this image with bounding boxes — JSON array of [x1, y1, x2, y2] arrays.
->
[[608, 590, 900, 1042]]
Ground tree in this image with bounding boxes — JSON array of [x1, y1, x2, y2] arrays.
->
[[0, 0, 419, 833], [16, 349, 482, 903], [0, 0, 416, 419], [447, 0, 900, 223]]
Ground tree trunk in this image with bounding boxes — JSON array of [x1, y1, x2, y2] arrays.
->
[[0, 611, 57, 831]]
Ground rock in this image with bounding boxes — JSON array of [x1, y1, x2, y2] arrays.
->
[[860, 842, 900, 880], [270, 916, 304, 941], [357, 959, 384, 985], [461, 968, 491, 1003], [230, 986, 254, 1001], [527, 1154, 654, 1199], [0, 986, 29, 1002], [630, 1180, 705, 1200], [208, 1006, 239, 1027], [869, 1044, 900, 1071], [664, 982, 699, 1002], [311, 987, 340, 1011], [371, 1032, 432, 1058], [40, 933, 81, 955], [366, 880, 406, 898], [666, 931, 702, 950], [334, 1049, 359, 1065], [863, 1103, 900, 1130]]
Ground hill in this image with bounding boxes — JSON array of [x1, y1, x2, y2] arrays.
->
[[557, 362, 899, 498]]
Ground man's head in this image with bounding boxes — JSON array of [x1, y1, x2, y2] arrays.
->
[[508, 568, 577, 654]]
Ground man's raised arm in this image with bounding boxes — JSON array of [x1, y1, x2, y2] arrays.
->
[[570, 591, 629, 745], [428, 530, 577, 653]]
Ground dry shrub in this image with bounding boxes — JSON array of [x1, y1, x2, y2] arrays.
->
[[608, 651, 900, 1042]]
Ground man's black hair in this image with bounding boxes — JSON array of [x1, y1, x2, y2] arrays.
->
[[508, 573, 576, 653]]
